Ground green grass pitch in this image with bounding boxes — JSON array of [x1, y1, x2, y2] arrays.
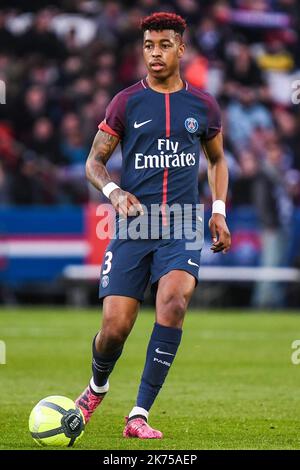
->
[[0, 308, 300, 450]]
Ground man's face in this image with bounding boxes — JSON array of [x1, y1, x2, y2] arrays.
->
[[143, 29, 185, 79]]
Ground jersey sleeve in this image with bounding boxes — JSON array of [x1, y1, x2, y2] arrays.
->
[[202, 94, 222, 141], [98, 91, 127, 140]]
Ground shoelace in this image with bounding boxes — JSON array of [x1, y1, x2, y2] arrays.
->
[[131, 420, 148, 432], [80, 392, 100, 407], [134, 423, 145, 431]]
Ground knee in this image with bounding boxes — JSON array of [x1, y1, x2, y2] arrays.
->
[[158, 292, 187, 326], [168, 295, 186, 318], [99, 323, 129, 352]]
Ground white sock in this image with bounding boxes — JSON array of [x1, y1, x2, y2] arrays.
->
[[90, 377, 109, 394], [129, 406, 149, 421]]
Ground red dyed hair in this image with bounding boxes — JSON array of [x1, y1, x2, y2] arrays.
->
[[141, 12, 186, 37]]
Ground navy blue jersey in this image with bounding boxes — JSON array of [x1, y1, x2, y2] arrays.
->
[[99, 79, 221, 210]]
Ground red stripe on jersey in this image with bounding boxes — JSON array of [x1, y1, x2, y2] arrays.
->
[[98, 121, 120, 138], [162, 93, 170, 226], [165, 93, 170, 138], [162, 167, 168, 223]]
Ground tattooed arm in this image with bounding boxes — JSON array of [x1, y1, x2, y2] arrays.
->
[[86, 130, 119, 191], [86, 130, 143, 217]]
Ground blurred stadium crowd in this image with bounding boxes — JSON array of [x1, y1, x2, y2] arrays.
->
[[1, 0, 300, 217], [1, 0, 300, 308]]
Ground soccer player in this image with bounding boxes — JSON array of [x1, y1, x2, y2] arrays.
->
[[75, 12, 231, 439]]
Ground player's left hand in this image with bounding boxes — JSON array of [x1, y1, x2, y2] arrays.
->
[[209, 214, 231, 254]]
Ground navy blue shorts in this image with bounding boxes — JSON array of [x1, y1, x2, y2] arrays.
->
[[99, 235, 202, 302]]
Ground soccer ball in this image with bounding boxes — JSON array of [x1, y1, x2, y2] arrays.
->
[[29, 395, 85, 447]]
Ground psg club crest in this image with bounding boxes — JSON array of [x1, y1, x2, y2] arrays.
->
[[101, 275, 109, 288], [185, 117, 198, 133]]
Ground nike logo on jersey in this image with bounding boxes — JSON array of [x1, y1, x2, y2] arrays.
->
[[188, 259, 199, 268], [155, 348, 175, 357], [134, 119, 152, 128]]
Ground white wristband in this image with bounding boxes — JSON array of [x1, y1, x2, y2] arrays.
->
[[212, 200, 226, 217], [102, 182, 119, 199]]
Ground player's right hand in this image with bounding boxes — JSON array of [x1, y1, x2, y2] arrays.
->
[[109, 188, 144, 218]]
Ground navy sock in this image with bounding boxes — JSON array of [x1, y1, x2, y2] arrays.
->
[[92, 336, 123, 387], [136, 322, 182, 411]]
